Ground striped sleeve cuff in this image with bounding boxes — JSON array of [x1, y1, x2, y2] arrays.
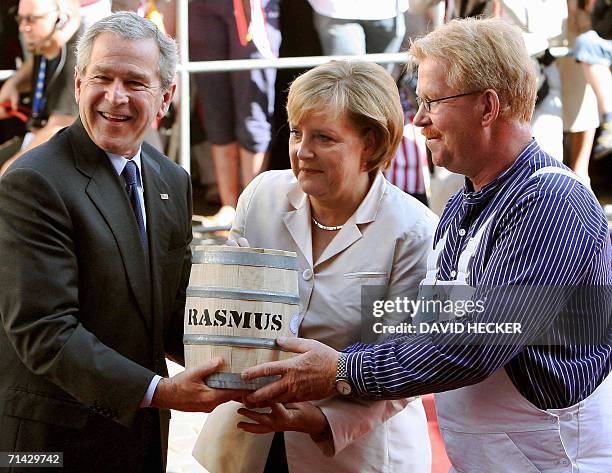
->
[[345, 351, 369, 397]]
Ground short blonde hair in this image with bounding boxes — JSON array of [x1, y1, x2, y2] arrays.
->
[[286, 60, 404, 172], [409, 17, 537, 124]]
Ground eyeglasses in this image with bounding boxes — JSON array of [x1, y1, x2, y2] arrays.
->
[[415, 91, 482, 113], [15, 9, 58, 25]]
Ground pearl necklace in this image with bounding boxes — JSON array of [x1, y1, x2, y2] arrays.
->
[[312, 217, 343, 231]]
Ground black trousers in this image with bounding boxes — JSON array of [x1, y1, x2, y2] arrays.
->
[[263, 432, 289, 473]]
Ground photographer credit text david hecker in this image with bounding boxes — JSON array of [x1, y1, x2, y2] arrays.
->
[[370, 296, 522, 335]]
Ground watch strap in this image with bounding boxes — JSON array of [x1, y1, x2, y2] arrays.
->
[[336, 353, 348, 381]]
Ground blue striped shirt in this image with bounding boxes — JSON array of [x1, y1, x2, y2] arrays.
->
[[345, 140, 612, 409]]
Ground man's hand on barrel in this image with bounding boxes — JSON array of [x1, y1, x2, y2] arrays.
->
[[237, 402, 329, 435], [225, 236, 250, 247], [151, 357, 245, 412], [241, 337, 339, 405]]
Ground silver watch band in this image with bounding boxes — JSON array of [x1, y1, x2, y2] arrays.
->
[[335, 353, 352, 395], [336, 353, 348, 380]]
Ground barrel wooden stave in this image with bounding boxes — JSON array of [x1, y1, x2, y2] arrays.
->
[[184, 246, 299, 389]]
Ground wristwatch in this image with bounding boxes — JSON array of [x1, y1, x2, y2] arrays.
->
[[335, 353, 352, 396]]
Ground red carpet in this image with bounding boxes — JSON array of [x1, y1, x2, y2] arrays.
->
[[423, 394, 452, 473]]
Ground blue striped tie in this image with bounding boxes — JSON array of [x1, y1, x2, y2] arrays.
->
[[122, 160, 148, 254]]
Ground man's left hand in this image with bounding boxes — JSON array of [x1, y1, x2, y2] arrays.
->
[[241, 337, 339, 405]]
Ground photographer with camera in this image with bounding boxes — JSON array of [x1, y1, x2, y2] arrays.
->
[[0, 0, 82, 174]]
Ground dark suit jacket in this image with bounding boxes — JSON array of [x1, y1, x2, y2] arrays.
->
[[0, 119, 192, 472]]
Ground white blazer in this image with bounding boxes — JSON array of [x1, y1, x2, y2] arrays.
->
[[229, 170, 438, 473]]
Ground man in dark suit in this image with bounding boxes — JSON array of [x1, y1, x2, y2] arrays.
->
[[0, 11, 238, 472]]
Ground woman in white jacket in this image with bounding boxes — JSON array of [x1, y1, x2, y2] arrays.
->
[[194, 60, 436, 473]]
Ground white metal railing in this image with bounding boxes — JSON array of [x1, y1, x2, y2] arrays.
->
[[179, 52, 410, 73], [171, 0, 569, 173], [175, 51, 410, 172], [170, 0, 414, 172]]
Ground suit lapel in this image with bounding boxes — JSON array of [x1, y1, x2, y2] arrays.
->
[[314, 174, 386, 266], [315, 222, 362, 267], [141, 148, 172, 354], [283, 184, 313, 268], [293, 172, 387, 268], [69, 120, 153, 330]]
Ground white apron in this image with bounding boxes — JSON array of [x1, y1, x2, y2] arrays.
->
[[422, 167, 612, 472]]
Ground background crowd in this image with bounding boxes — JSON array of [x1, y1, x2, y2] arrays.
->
[[1, 0, 610, 226]]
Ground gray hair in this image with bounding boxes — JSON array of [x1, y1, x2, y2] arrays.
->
[[76, 11, 177, 91]]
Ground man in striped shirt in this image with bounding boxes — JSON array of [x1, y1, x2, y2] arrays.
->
[[242, 18, 611, 471]]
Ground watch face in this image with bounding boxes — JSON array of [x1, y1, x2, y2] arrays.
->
[[336, 380, 352, 396]]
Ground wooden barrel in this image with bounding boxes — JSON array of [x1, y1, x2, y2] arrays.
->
[[184, 245, 300, 389]]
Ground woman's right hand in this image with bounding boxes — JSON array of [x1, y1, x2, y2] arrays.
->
[[225, 236, 250, 247], [237, 402, 329, 436]]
